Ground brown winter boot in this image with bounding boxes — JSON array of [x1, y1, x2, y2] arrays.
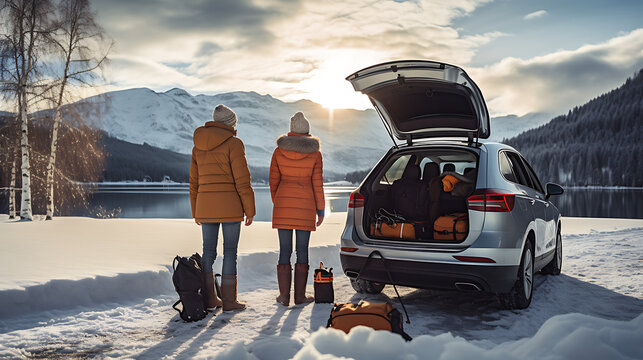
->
[[221, 275, 246, 311], [203, 272, 223, 310], [276, 264, 292, 306], [294, 263, 314, 305]]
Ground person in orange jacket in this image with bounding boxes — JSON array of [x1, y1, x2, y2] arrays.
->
[[269, 112, 325, 306], [190, 104, 255, 312]]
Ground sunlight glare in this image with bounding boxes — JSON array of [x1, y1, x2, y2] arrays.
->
[[300, 51, 381, 110]]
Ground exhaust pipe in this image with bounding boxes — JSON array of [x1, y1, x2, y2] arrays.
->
[[345, 271, 360, 278], [454, 282, 482, 292]]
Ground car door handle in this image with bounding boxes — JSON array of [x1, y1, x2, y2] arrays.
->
[[530, 199, 536, 205]]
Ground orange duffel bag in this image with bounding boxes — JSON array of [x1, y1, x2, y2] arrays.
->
[[370, 222, 415, 239], [327, 301, 411, 340], [433, 213, 468, 241]]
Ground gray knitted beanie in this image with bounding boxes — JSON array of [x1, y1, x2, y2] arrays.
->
[[212, 104, 237, 128], [290, 112, 310, 134]]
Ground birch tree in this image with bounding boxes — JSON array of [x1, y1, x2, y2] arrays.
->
[[0, 0, 54, 220], [45, 0, 110, 219]]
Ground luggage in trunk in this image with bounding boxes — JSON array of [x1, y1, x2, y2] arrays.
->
[[433, 213, 468, 241]]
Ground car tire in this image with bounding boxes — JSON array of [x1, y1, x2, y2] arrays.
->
[[350, 278, 386, 294], [499, 239, 533, 310], [542, 230, 562, 275]]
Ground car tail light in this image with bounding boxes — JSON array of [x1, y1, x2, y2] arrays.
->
[[341, 247, 358, 252], [467, 189, 515, 212], [348, 190, 364, 208], [453, 256, 496, 263]]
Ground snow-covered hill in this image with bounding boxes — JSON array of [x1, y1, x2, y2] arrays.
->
[[65, 88, 553, 175], [488, 113, 553, 142], [72, 88, 390, 174]]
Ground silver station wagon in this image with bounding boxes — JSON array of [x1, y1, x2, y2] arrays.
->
[[340, 60, 564, 309]]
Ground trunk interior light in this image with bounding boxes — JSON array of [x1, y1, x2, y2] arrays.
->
[[348, 191, 364, 208], [467, 189, 515, 212]]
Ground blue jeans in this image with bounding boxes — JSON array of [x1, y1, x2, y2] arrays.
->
[[201, 222, 241, 275], [278, 229, 311, 265]]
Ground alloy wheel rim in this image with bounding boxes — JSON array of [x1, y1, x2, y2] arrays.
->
[[523, 248, 533, 298]]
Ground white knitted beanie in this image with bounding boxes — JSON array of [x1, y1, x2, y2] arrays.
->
[[290, 112, 310, 134], [212, 104, 237, 127]]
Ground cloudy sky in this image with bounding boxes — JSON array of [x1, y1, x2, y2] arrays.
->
[[91, 0, 643, 116]]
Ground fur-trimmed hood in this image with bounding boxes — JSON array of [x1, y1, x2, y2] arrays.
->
[[276, 133, 321, 154]]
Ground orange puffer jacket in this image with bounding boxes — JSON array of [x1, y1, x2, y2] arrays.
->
[[189, 121, 255, 223], [269, 133, 325, 231]]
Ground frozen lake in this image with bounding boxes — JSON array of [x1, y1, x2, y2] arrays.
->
[[73, 185, 643, 219]]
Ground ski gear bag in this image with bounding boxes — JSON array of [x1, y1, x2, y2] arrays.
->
[[172, 253, 208, 322], [327, 301, 410, 341], [327, 251, 412, 341], [314, 262, 334, 303], [433, 213, 468, 241], [370, 209, 415, 239]]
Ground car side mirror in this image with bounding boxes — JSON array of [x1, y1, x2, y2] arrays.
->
[[545, 183, 564, 200]]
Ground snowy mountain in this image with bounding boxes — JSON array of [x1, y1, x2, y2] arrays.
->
[[488, 112, 553, 142], [506, 71, 643, 187], [73, 88, 390, 174], [65, 88, 551, 175]]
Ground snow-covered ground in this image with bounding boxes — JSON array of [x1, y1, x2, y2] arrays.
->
[[0, 215, 641, 359]]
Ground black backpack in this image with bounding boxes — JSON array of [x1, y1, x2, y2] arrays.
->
[[172, 253, 208, 322], [314, 262, 334, 303]]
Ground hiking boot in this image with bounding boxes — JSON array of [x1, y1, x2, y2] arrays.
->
[[294, 263, 314, 305], [276, 264, 292, 306], [203, 272, 223, 310], [221, 275, 246, 311]]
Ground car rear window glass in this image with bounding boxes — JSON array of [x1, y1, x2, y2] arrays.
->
[[379, 150, 477, 186], [499, 152, 517, 183], [380, 155, 411, 185], [520, 156, 544, 194], [506, 152, 533, 188]]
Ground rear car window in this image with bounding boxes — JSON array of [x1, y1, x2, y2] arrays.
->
[[499, 152, 517, 183], [380, 155, 411, 185], [520, 156, 545, 194], [505, 151, 533, 188]]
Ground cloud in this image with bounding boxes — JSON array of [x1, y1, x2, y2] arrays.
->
[[524, 10, 547, 20], [470, 29, 643, 116], [90, 0, 497, 108]]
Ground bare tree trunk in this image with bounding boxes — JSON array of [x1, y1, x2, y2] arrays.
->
[[45, 84, 66, 220], [19, 87, 32, 220], [9, 158, 17, 219]]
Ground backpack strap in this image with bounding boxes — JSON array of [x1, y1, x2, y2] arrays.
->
[[172, 299, 182, 314], [357, 250, 410, 324]]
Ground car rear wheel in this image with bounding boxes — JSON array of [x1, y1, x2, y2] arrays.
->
[[499, 239, 533, 309], [542, 231, 562, 275], [350, 278, 386, 294]]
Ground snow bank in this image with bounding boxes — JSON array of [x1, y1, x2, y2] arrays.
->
[[222, 313, 643, 360], [0, 269, 173, 318], [0, 245, 342, 320], [0, 213, 347, 291]]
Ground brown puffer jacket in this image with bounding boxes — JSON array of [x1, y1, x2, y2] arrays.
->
[[189, 121, 255, 223], [269, 133, 324, 231]]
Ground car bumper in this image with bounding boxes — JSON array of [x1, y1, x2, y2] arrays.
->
[[340, 254, 518, 293]]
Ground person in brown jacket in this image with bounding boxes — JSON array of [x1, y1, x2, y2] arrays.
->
[[269, 112, 325, 306], [190, 104, 255, 312]]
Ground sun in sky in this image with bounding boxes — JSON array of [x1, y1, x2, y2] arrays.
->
[[299, 50, 379, 110], [91, 0, 643, 117]]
